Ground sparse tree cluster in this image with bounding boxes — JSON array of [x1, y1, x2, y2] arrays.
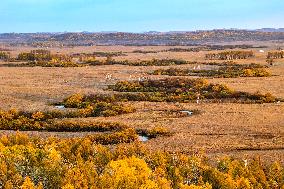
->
[[17, 49, 52, 61], [152, 63, 271, 78], [16, 49, 84, 67], [205, 51, 254, 60], [0, 51, 10, 61], [108, 78, 278, 103], [267, 51, 284, 59], [86, 58, 191, 66]]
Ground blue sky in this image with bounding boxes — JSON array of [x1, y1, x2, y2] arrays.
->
[[1, 0, 284, 33]]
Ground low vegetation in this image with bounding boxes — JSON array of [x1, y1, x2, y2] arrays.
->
[[168, 45, 266, 52], [131, 50, 159, 54], [0, 51, 10, 60], [16, 49, 83, 67], [109, 78, 279, 103], [267, 51, 284, 59], [152, 63, 271, 78], [17, 49, 52, 61], [0, 109, 127, 132], [137, 127, 172, 138], [0, 103, 135, 131], [86, 58, 191, 66], [85, 128, 138, 145], [20, 61, 82, 67], [205, 50, 254, 60], [0, 132, 283, 188], [60, 78, 278, 104], [131, 45, 265, 54], [62, 93, 135, 116], [0, 107, 171, 144], [93, 51, 127, 57]]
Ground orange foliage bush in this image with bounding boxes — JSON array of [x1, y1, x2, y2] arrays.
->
[[0, 133, 282, 188]]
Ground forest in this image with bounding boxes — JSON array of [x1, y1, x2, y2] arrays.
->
[[0, 133, 283, 188]]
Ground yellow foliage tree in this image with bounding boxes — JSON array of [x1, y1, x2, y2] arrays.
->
[[99, 156, 159, 189], [179, 183, 212, 189], [31, 112, 45, 121], [65, 94, 84, 108], [21, 177, 36, 189], [236, 177, 252, 189]]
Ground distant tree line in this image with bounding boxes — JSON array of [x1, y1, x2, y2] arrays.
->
[[17, 49, 52, 61], [205, 51, 254, 60], [267, 51, 284, 59], [0, 51, 10, 61], [152, 63, 271, 78]]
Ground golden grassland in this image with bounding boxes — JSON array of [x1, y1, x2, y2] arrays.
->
[[0, 44, 283, 164]]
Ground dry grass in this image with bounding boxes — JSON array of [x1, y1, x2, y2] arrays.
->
[[0, 44, 283, 163]]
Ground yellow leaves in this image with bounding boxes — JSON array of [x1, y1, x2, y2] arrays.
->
[[99, 156, 154, 189], [62, 168, 89, 189], [263, 93, 276, 103], [146, 127, 171, 138], [31, 112, 45, 121], [21, 177, 36, 189], [65, 93, 84, 108], [0, 141, 5, 152], [47, 147, 61, 163], [193, 79, 209, 89], [212, 85, 221, 92], [62, 160, 98, 189], [0, 108, 18, 120], [236, 177, 252, 189], [20, 178, 43, 189], [0, 133, 282, 189], [3, 180, 13, 189], [78, 105, 94, 117], [62, 184, 75, 189], [242, 69, 254, 77], [242, 68, 271, 77], [139, 180, 160, 189], [179, 183, 212, 189]]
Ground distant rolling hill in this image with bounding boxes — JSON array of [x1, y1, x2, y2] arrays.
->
[[1, 29, 284, 46]]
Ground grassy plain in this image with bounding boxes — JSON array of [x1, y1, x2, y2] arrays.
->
[[0, 43, 283, 163]]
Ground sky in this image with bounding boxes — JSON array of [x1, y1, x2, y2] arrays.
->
[[1, 0, 284, 33]]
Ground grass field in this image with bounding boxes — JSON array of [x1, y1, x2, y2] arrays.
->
[[0, 44, 283, 163]]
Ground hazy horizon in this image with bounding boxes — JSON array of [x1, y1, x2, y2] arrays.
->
[[2, 28, 284, 34], [1, 0, 284, 33]]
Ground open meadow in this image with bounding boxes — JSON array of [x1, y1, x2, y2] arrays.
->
[[1, 44, 283, 165]]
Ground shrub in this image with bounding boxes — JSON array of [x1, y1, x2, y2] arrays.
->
[[205, 51, 254, 60], [62, 94, 136, 117], [0, 109, 133, 131], [17, 49, 52, 61], [64, 94, 84, 108], [0, 51, 10, 60], [85, 58, 192, 66], [152, 63, 271, 78], [49, 121, 128, 132], [108, 78, 280, 103], [137, 127, 172, 138], [267, 51, 284, 59]]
